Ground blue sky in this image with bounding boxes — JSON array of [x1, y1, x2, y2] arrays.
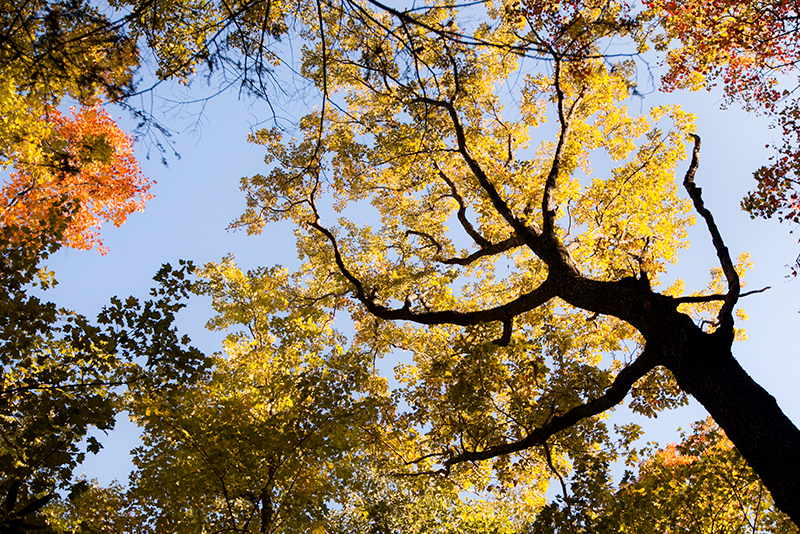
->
[[30, 65, 800, 486]]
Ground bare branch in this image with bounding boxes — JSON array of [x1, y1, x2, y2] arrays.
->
[[683, 135, 740, 336], [673, 287, 771, 305], [435, 162, 491, 248]]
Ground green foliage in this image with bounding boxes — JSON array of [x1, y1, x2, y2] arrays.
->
[[0, 209, 116, 497], [0, 209, 210, 529]]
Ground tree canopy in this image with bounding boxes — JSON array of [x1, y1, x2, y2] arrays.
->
[[3, 0, 800, 532], [0, 0, 149, 252]]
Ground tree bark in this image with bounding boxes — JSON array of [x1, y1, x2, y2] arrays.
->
[[664, 326, 800, 524], [525, 262, 800, 523], [568, 275, 800, 523]]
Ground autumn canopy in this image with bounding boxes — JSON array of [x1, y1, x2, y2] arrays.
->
[[2, 0, 800, 533]]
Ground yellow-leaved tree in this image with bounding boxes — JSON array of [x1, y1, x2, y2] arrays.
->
[[7, 0, 800, 532], [224, 0, 800, 527]]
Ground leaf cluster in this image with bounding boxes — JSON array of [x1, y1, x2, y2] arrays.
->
[[1, 214, 210, 529]]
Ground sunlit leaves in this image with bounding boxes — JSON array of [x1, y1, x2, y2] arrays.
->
[[113, 257, 385, 533], [225, 0, 730, 524], [531, 419, 798, 533], [648, 0, 797, 100], [613, 419, 798, 533], [1, 104, 151, 253]]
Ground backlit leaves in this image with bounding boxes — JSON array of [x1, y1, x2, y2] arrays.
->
[[4, 0, 797, 531], [1, 104, 151, 253], [646, 0, 800, 270]]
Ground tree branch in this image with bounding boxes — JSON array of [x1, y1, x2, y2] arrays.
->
[[493, 318, 513, 347], [436, 344, 659, 470], [441, 235, 525, 266], [673, 287, 770, 304], [405, 230, 443, 254], [541, 56, 582, 239], [415, 95, 544, 253], [682, 134, 740, 336], [435, 162, 492, 248], [308, 219, 557, 327], [432, 160, 527, 266]]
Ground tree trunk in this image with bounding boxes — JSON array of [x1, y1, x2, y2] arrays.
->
[[260, 490, 274, 534], [562, 275, 800, 523], [663, 327, 800, 524]]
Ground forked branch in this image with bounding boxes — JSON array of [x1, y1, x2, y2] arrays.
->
[[415, 95, 544, 251], [435, 163, 492, 248], [308, 219, 557, 327], [433, 158, 526, 266]]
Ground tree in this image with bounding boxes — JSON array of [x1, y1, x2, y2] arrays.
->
[[0, 209, 209, 529], [46, 257, 552, 533], [5, 0, 800, 530], [1, 104, 151, 253], [46, 255, 794, 533], [0, 0, 154, 252], [118, 257, 381, 533], [530, 418, 799, 533], [226, 0, 800, 524], [0, 4, 169, 520]]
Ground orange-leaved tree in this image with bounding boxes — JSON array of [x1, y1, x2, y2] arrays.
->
[[0, 104, 151, 253]]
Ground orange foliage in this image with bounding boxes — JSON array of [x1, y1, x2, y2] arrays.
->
[[650, 0, 799, 96], [657, 442, 699, 467], [0, 105, 152, 253]]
